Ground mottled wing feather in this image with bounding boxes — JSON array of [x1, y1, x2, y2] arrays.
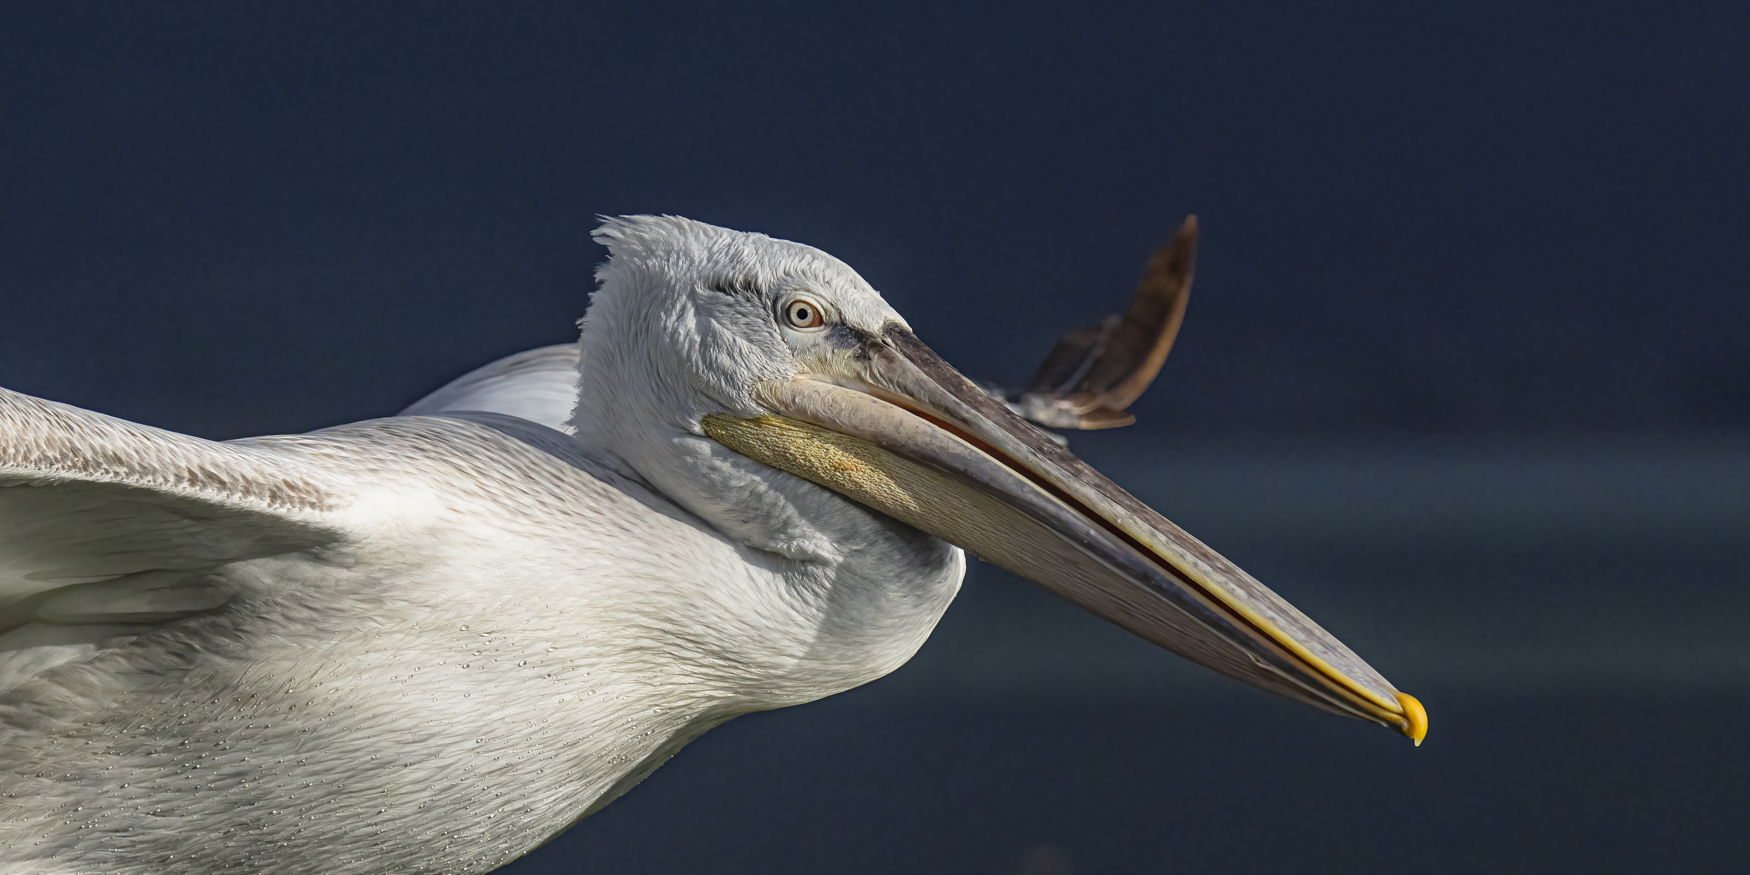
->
[[1016, 215, 1198, 429], [0, 386, 349, 685]]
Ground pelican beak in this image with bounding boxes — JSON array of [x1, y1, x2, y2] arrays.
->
[[703, 325, 1426, 743]]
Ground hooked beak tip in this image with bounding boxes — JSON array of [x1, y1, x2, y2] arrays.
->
[[1395, 692, 1429, 746]]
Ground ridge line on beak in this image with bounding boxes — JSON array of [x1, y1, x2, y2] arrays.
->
[[859, 325, 1410, 719], [717, 321, 1423, 742]]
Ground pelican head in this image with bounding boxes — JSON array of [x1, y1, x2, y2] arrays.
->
[[573, 215, 1425, 741]]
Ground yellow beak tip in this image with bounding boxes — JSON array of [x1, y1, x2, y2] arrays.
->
[[1394, 691, 1429, 746]]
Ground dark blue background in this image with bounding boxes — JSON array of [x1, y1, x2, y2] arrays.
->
[[2, 3, 1745, 872]]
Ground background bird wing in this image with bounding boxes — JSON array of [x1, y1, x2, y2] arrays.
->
[[1008, 215, 1198, 430], [0, 386, 349, 689], [399, 343, 580, 433]]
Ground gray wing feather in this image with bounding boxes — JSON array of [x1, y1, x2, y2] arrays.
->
[[398, 343, 580, 433], [0, 386, 349, 687]]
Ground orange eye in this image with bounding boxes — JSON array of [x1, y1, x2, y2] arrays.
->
[[783, 298, 826, 329]]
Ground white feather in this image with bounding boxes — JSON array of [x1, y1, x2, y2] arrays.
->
[[0, 217, 963, 874], [398, 344, 581, 433]]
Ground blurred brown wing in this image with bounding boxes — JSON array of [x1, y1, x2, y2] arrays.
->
[[1015, 215, 1198, 429]]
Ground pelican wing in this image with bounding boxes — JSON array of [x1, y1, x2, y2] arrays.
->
[[399, 343, 580, 433], [1009, 216, 1198, 430], [0, 386, 349, 689]]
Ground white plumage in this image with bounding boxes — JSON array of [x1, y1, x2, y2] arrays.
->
[[0, 218, 963, 873], [398, 344, 581, 434]]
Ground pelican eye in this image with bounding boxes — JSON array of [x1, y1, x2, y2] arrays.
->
[[782, 297, 827, 330]]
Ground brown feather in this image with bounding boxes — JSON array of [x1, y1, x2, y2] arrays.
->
[[1018, 215, 1198, 429]]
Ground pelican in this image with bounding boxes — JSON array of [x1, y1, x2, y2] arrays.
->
[[0, 216, 1425, 874]]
